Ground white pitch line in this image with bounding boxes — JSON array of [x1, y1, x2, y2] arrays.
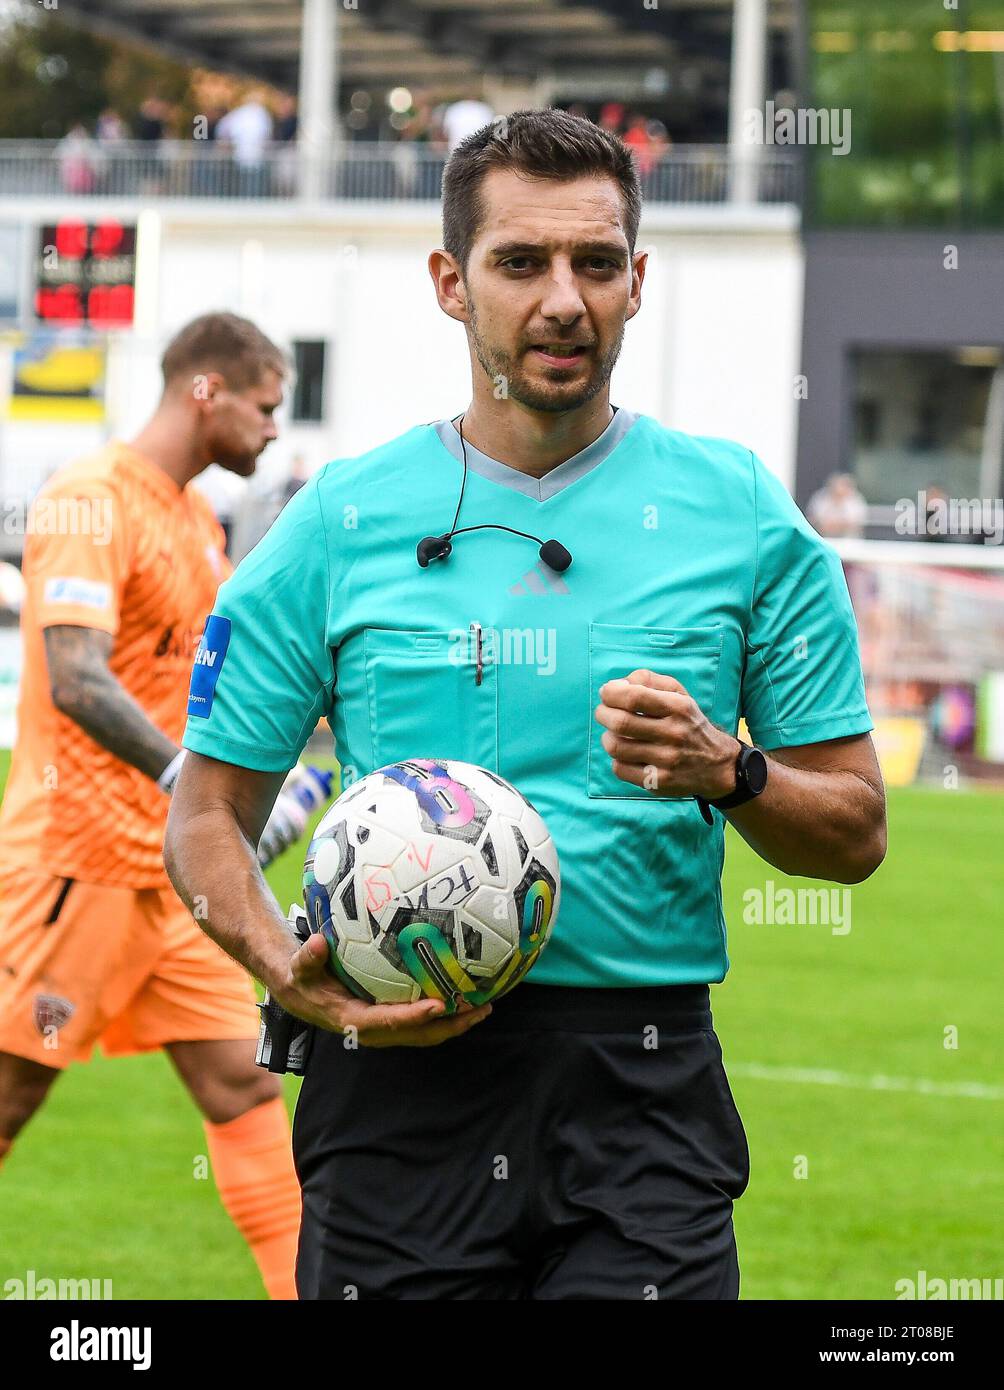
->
[[726, 1062, 1004, 1102]]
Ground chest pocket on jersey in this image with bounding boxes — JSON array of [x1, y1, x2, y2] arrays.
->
[[363, 628, 500, 775], [587, 622, 724, 800]]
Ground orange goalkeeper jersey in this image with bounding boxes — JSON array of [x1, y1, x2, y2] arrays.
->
[[0, 443, 231, 887]]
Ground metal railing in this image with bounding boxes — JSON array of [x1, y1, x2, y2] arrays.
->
[[0, 140, 801, 205]]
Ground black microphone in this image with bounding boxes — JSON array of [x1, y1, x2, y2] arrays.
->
[[416, 534, 453, 567], [416, 416, 573, 573], [539, 539, 572, 572]]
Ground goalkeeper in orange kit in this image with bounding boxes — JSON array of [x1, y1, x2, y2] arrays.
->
[[0, 313, 321, 1299]]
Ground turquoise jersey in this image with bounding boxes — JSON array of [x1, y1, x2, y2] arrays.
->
[[183, 411, 872, 987]]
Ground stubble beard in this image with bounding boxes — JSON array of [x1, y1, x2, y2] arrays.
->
[[467, 299, 625, 415], [212, 438, 260, 476]]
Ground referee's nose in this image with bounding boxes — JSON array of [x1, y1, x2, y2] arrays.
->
[[537, 255, 589, 328]]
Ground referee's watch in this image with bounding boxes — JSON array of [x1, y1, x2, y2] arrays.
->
[[696, 741, 768, 825]]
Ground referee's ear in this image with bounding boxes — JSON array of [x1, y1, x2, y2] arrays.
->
[[429, 249, 470, 324], [626, 249, 648, 322]]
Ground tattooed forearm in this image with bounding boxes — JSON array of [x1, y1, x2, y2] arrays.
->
[[43, 625, 178, 782]]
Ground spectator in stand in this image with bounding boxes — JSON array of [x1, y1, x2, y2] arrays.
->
[[56, 123, 99, 195], [216, 89, 274, 197], [442, 96, 494, 151], [598, 101, 626, 136], [96, 109, 127, 144], [392, 95, 443, 196], [648, 118, 672, 160], [134, 96, 169, 194], [274, 93, 298, 144], [94, 108, 127, 194], [282, 454, 310, 506], [922, 484, 951, 544], [396, 96, 438, 145], [273, 93, 298, 197], [646, 119, 673, 194], [135, 96, 167, 144], [205, 104, 228, 141], [190, 103, 228, 197], [158, 102, 190, 196], [807, 473, 868, 539], [623, 112, 657, 176]]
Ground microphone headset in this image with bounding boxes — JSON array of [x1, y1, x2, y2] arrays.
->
[[416, 415, 573, 573]]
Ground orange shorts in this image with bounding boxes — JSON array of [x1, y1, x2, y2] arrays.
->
[[0, 871, 260, 1070]]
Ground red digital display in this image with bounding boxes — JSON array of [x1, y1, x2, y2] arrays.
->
[[90, 221, 127, 258], [87, 284, 135, 324], [35, 221, 137, 326], [35, 285, 84, 322], [54, 220, 89, 261]]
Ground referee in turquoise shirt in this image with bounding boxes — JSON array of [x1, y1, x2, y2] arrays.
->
[[165, 110, 887, 1300]]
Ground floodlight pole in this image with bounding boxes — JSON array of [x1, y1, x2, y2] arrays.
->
[[727, 0, 767, 204], [298, 0, 339, 201]]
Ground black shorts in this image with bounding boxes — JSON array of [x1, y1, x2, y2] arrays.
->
[[292, 983, 750, 1300]]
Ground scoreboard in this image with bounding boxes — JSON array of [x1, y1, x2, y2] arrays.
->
[[34, 220, 137, 327]]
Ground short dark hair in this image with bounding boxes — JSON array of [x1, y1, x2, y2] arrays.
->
[[442, 108, 642, 270], [161, 312, 287, 391]]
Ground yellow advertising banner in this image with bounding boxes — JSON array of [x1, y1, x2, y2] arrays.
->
[[871, 716, 927, 787], [5, 334, 106, 422]]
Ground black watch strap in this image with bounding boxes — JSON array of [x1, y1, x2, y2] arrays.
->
[[696, 743, 768, 824]]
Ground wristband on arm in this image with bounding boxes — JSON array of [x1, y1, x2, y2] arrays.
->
[[156, 749, 187, 795]]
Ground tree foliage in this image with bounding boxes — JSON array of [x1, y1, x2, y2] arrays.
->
[[0, 4, 197, 139]]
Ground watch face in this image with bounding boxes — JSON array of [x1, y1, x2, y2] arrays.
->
[[743, 747, 769, 795]]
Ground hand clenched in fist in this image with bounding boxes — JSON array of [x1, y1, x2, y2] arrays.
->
[[593, 668, 740, 799]]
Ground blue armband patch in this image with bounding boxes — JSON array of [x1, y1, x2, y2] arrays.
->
[[187, 614, 231, 718]]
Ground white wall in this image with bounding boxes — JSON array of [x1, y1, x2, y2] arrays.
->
[[0, 201, 803, 544], [645, 230, 804, 479]]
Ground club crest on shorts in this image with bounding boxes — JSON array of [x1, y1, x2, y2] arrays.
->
[[32, 993, 75, 1035]]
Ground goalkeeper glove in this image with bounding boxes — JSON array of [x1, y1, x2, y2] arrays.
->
[[157, 752, 333, 869], [257, 763, 334, 868]]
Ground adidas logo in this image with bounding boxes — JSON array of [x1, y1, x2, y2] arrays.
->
[[508, 560, 571, 596]]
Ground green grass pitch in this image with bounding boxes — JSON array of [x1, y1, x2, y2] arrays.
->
[[0, 748, 1000, 1299]]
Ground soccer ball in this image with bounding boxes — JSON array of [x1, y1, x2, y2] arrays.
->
[[303, 758, 560, 1013]]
